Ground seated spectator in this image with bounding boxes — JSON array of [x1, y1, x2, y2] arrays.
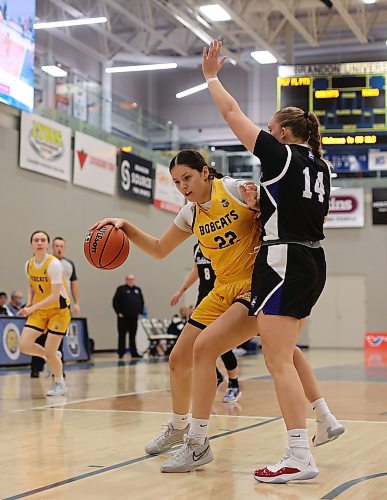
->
[[7, 291, 25, 316], [167, 307, 189, 337], [0, 291, 12, 316]]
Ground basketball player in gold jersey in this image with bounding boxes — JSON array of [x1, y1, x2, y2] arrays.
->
[[19, 231, 71, 396], [92, 150, 342, 472]]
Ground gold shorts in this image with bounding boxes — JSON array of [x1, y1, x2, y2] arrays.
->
[[189, 277, 251, 329], [25, 307, 71, 336]]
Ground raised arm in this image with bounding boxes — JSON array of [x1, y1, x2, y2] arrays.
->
[[90, 219, 191, 259], [202, 40, 261, 153], [170, 265, 199, 306]]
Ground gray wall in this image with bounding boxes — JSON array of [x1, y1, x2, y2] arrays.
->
[[0, 106, 193, 350]]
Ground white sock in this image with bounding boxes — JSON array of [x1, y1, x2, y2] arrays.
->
[[287, 428, 310, 460], [54, 376, 64, 384], [188, 418, 208, 445], [312, 398, 331, 420], [172, 412, 190, 430]]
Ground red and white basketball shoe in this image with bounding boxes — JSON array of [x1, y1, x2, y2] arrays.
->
[[254, 448, 319, 483]]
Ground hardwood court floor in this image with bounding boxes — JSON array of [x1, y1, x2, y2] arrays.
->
[[1, 349, 387, 499]]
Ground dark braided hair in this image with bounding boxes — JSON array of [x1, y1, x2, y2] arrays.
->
[[169, 150, 223, 179], [274, 107, 323, 158]]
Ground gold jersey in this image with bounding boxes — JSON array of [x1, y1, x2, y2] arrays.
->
[[193, 178, 260, 281], [27, 255, 70, 310]]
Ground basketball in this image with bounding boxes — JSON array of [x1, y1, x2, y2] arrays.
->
[[84, 224, 130, 270]]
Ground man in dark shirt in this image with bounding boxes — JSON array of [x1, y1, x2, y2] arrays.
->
[[0, 291, 11, 316], [113, 274, 145, 359]]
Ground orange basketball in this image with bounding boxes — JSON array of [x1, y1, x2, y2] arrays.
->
[[84, 224, 129, 270]]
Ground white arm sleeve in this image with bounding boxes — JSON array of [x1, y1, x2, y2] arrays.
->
[[47, 258, 63, 284], [173, 203, 195, 233]]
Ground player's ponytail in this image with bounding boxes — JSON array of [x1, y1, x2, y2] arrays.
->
[[274, 107, 323, 158], [169, 150, 223, 178]]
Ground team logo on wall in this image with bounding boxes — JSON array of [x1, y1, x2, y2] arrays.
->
[[3, 323, 21, 361], [29, 119, 65, 160], [66, 323, 80, 357]]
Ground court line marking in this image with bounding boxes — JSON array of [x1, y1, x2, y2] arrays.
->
[[12, 388, 170, 412], [3, 416, 281, 500], [42, 408, 387, 424], [322, 472, 387, 499]]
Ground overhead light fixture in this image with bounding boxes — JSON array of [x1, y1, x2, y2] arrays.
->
[[41, 65, 68, 77], [173, 14, 213, 44], [199, 5, 231, 21], [106, 63, 177, 73], [250, 50, 277, 64], [176, 82, 208, 99], [34, 17, 107, 30], [363, 0, 376, 4]]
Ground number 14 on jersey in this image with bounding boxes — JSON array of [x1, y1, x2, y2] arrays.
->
[[302, 167, 325, 203]]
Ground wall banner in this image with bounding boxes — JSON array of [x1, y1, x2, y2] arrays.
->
[[73, 132, 116, 195], [325, 188, 364, 228], [372, 188, 387, 225], [154, 163, 185, 214], [119, 151, 154, 203], [19, 111, 72, 181]]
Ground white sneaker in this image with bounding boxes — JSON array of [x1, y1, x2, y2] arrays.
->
[[145, 421, 189, 455], [160, 435, 213, 473], [312, 413, 345, 447], [223, 387, 241, 403], [46, 382, 67, 397], [42, 351, 62, 378], [254, 448, 319, 483]]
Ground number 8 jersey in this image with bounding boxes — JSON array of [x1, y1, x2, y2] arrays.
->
[[254, 130, 331, 243], [174, 177, 260, 281]]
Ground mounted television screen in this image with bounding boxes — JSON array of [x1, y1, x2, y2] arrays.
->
[[0, 1, 35, 112]]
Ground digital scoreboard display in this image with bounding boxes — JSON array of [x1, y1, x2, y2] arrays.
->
[[278, 74, 386, 133]]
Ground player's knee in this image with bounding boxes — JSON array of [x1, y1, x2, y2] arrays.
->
[[169, 349, 192, 373], [193, 337, 216, 363]]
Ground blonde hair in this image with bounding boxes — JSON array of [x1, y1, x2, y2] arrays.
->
[[274, 107, 323, 158]]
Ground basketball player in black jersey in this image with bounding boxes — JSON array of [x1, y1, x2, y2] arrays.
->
[[170, 242, 241, 402], [197, 40, 344, 483]]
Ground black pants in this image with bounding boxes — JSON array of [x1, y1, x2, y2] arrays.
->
[[117, 317, 139, 357], [30, 335, 64, 373]]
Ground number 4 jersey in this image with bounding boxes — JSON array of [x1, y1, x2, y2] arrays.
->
[[254, 130, 331, 243], [174, 177, 260, 280]]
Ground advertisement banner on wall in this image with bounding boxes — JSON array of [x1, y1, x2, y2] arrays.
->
[[325, 188, 364, 228], [119, 151, 154, 203], [372, 188, 387, 225], [368, 150, 387, 171], [0, 317, 90, 365], [154, 163, 185, 214], [19, 112, 72, 181], [73, 132, 116, 195]]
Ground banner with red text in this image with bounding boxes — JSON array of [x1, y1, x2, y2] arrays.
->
[[73, 132, 116, 195]]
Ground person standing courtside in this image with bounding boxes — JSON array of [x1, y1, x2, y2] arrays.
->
[[30, 236, 80, 377], [113, 274, 144, 359]]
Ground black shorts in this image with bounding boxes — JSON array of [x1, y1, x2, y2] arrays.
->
[[249, 243, 326, 319]]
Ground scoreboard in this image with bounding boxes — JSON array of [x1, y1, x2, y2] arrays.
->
[[278, 74, 387, 133]]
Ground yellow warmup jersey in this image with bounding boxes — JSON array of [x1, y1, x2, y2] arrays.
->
[[27, 255, 70, 310], [193, 178, 260, 280]]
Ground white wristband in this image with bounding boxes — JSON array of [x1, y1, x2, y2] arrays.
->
[[206, 77, 219, 84]]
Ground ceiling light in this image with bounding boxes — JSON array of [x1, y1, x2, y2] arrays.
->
[[250, 50, 277, 64], [174, 14, 213, 44], [106, 63, 177, 73], [41, 65, 68, 77], [363, 0, 376, 4], [199, 5, 231, 21], [34, 17, 107, 29], [176, 83, 208, 99]]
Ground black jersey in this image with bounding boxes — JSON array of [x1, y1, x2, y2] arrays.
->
[[254, 131, 331, 242], [194, 243, 216, 296]]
